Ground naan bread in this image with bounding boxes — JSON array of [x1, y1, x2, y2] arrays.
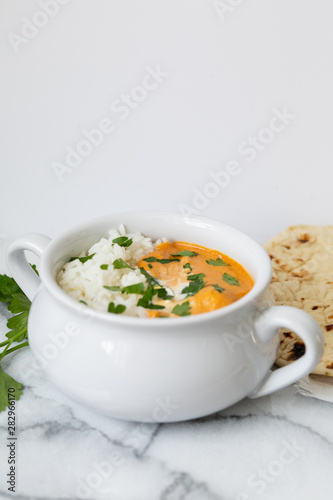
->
[[264, 225, 333, 376]]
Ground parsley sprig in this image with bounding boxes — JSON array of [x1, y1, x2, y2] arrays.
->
[[0, 268, 38, 412]]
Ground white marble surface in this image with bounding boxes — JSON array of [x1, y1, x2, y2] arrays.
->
[[1, 302, 333, 500]]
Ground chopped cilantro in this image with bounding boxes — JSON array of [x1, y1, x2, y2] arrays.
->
[[100, 264, 109, 270], [212, 284, 225, 293], [172, 301, 191, 316], [137, 299, 165, 310], [155, 258, 180, 264], [206, 258, 229, 266], [70, 253, 96, 264], [143, 256, 180, 264], [112, 236, 133, 247], [103, 286, 121, 292], [223, 273, 240, 286], [108, 302, 126, 314], [156, 288, 173, 300], [187, 273, 205, 281], [171, 250, 199, 257], [182, 278, 205, 297], [136, 284, 168, 309], [112, 258, 134, 270], [140, 267, 160, 287], [148, 264, 153, 269], [121, 283, 145, 294], [136, 285, 154, 307], [79, 300, 88, 305], [183, 262, 192, 273]]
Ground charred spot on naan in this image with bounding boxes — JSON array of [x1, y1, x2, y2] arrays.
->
[[287, 341, 306, 360]]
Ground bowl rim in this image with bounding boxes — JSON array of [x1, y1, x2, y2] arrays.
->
[[39, 210, 272, 327]]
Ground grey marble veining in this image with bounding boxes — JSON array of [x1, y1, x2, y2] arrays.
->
[[1, 303, 333, 500]]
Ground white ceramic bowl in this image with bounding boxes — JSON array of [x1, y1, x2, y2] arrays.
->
[[6, 212, 324, 422]]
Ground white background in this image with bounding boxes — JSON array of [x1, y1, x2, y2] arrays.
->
[[1, 0, 333, 261]]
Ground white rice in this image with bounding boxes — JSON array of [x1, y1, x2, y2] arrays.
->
[[56, 225, 161, 317]]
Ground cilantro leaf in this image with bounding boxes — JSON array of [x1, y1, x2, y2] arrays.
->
[[182, 278, 205, 297], [6, 311, 29, 342], [143, 256, 180, 264], [155, 288, 173, 300], [103, 286, 121, 292], [212, 284, 225, 293], [121, 283, 145, 294], [112, 237, 133, 247], [0, 367, 23, 412], [31, 264, 39, 276], [171, 250, 199, 257], [206, 258, 229, 266], [140, 267, 160, 287], [0, 274, 22, 303], [108, 302, 126, 314], [137, 286, 153, 308], [137, 285, 166, 309], [112, 258, 134, 270], [70, 253, 96, 264], [7, 293, 31, 314], [183, 263, 192, 273], [187, 273, 205, 281], [223, 273, 240, 286], [100, 264, 109, 270], [137, 299, 165, 310], [172, 301, 191, 316]]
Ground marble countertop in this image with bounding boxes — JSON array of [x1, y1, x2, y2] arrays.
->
[[0, 303, 332, 500]]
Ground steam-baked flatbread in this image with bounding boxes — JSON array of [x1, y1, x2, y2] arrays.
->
[[264, 225, 333, 376]]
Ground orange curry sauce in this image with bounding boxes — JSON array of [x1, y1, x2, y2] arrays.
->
[[138, 241, 253, 318]]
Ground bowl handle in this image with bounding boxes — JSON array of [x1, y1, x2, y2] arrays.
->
[[6, 233, 51, 301], [249, 305, 324, 398]]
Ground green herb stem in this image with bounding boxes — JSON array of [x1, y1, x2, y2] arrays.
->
[[0, 326, 27, 361], [0, 269, 36, 412], [9, 326, 27, 343], [0, 339, 10, 348], [2, 342, 29, 357], [0, 343, 11, 361]]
